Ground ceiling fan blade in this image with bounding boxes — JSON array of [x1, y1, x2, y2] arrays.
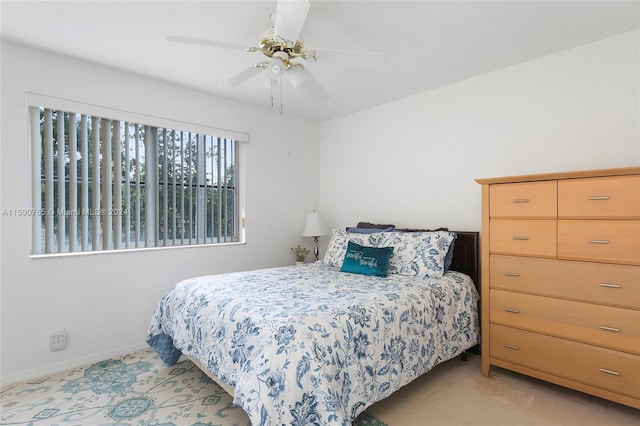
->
[[307, 47, 387, 70], [274, 0, 310, 43], [219, 65, 265, 88], [287, 66, 329, 102], [167, 35, 256, 52]]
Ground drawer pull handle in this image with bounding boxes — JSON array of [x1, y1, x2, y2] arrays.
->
[[504, 272, 521, 277], [504, 344, 519, 350], [589, 196, 610, 201], [588, 240, 609, 244], [512, 199, 530, 203], [599, 368, 620, 376], [599, 283, 621, 289], [513, 235, 529, 241], [599, 326, 620, 333], [504, 308, 520, 314]]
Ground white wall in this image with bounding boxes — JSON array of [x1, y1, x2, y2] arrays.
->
[[0, 42, 319, 383], [319, 30, 640, 232]]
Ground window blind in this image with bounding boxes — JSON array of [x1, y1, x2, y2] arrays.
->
[[29, 102, 242, 255]]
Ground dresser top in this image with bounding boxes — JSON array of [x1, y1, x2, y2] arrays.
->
[[475, 166, 640, 185]]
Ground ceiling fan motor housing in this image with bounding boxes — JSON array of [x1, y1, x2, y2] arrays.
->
[[259, 28, 308, 60]]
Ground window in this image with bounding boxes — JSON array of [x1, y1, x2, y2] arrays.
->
[[29, 102, 243, 255]]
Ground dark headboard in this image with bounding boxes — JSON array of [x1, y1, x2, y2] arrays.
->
[[449, 231, 480, 354], [449, 231, 480, 293]]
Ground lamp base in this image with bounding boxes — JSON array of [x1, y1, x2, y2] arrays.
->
[[313, 236, 320, 261]]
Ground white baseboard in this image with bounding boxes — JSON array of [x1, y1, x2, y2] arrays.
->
[[1, 343, 149, 386]]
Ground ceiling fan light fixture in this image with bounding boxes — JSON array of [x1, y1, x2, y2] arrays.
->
[[267, 51, 289, 80], [267, 57, 285, 79]]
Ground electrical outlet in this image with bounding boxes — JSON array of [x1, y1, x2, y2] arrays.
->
[[50, 330, 67, 351]]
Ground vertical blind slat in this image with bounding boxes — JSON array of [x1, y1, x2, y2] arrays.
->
[[56, 114, 66, 253], [91, 116, 101, 251], [231, 139, 237, 238], [80, 115, 89, 251], [124, 123, 131, 249], [216, 138, 222, 243], [209, 138, 218, 243], [44, 109, 54, 254], [172, 130, 177, 246], [162, 129, 168, 247], [134, 124, 141, 248], [180, 131, 185, 246], [30, 107, 42, 254], [101, 119, 113, 250], [188, 133, 193, 245], [68, 113, 78, 252], [146, 126, 156, 248], [196, 135, 205, 244], [222, 139, 228, 242], [228, 138, 232, 241], [113, 121, 123, 249], [154, 127, 159, 246]]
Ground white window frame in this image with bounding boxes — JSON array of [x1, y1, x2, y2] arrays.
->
[[26, 92, 247, 257]]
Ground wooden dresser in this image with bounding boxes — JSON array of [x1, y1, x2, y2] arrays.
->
[[476, 167, 640, 409]]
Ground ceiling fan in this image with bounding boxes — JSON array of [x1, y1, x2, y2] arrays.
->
[[167, 0, 386, 111]]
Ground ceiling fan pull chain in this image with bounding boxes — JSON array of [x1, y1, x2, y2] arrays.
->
[[270, 82, 274, 107], [280, 81, 283, 114]]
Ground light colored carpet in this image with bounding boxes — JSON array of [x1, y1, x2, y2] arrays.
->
[[366, 352, 639, 425], [0, 348, 385, 425], [2, 350, 637, 425]]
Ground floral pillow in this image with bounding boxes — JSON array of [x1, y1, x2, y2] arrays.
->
[[323, 229, 380, 268], [377, 230, 456, 278]]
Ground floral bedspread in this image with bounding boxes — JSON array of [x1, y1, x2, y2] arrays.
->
[[147, 262, 479, 425]]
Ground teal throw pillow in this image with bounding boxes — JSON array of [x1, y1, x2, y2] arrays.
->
[[340, 241, 394, 277]]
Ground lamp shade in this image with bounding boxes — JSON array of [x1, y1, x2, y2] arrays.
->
[[301, 212, 328, 237]]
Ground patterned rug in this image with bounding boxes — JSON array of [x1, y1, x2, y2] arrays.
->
[[0, 348, 387, 425]]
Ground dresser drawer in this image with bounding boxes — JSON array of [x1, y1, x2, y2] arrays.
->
[[490, 219, 556, 257], [558, 220, 640, 265], [490, 255, 640, 309], [490, 181, 557, 218], [490, 290, 640, 354], [490, 324, 640, 399], [559, 175, 640, 219]]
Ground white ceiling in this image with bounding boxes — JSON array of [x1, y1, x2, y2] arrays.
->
[[2, 1, 639, 122]]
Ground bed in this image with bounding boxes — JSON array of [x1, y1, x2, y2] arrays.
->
[[147, 227, 480, 425]]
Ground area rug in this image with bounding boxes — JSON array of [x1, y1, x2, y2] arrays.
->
[[0, 348, 387, 425]]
